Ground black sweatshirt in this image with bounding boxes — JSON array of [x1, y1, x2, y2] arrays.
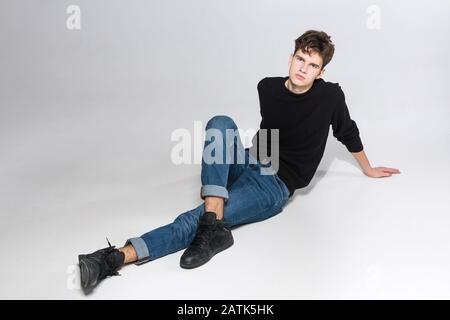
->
[[247, 76, 364, 197]]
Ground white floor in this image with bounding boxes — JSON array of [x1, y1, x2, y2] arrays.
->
[[1, 108, 449, 299], [1, 0, 449, 299]]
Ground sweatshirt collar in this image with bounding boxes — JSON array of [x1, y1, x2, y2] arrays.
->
[[282, 76, 322, 97]]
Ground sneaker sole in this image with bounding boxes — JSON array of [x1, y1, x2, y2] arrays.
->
[[78, 255, 97, 289], [180, 237, 234, 269]]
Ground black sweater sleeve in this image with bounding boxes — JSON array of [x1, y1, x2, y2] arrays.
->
[[257, 78, 266, 121], [331, 85, 364, 153]]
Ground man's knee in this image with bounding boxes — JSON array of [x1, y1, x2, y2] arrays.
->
[[206, 115, 236, 130]]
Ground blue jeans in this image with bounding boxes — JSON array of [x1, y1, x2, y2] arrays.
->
[[125, 115, 291, 264]]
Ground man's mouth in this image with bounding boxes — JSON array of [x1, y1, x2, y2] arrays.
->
[[295, 74, 305, 81]]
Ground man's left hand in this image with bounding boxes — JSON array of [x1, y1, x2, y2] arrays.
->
[[364, 167, 401, 178]]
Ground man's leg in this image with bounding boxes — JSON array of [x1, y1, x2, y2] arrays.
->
[[180, 115, 257, 268], [126, 202, 206, 262], [78, 202, 206, 291], [78, 160, 291, 290], [127, 112, 256, 266], [178, 150, 291, 268], [224, 162, 291, 228], [78, 115, 256, 288], [126, 112, 255, 266], [199, 115, 249, 217]]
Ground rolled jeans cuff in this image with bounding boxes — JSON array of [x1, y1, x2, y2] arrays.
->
[[125, 237, 151, 265], [200, 184, 229, 203]]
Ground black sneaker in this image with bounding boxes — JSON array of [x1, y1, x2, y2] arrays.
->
[[78, 239, 125, 292], [180, 211, 234, 269]]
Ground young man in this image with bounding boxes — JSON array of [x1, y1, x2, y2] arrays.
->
[[77, 30, 400, 292]]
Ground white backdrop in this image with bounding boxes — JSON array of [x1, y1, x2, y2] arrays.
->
[[0, 0, 449, 299]]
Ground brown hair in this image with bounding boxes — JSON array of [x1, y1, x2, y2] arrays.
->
[[294, 30, 335, 69]]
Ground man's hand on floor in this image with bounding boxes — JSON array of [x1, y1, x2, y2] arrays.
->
[[364, 166, 401, 178]]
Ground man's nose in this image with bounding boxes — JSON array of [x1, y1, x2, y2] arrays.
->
[[299, 63, 307, 74]]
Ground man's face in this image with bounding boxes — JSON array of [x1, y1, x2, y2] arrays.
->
[[287, 48, 325, 87]]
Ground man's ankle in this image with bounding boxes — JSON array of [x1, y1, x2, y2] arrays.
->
[[119, 244, 138, 264], [206, 209, 224, 220], [204, 197, 224, 219]]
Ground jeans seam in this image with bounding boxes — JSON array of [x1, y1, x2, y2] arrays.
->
[[276, 175, 290, 200], [271, 174, 288, 201]]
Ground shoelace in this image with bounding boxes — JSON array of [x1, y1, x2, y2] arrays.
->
[[190, 225, 215, 248], [102, 237, 121, 278]]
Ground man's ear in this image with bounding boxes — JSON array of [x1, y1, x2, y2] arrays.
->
[[288, 54, 293, 66]]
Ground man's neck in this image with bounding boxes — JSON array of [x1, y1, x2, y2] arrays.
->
[[285, 79, 313, 94]]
